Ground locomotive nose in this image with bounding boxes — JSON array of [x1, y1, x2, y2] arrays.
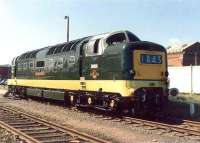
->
[[132, 50, 167, 80]]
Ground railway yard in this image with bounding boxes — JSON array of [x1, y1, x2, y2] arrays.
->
[[1, 1, 200, 143], [2, 27, 199, 143], [0, 86, 199, 143]]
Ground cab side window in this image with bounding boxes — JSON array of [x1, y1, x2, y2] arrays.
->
[[106, 33, 126, 46], [36, 61, 45, 67], [86, 39, 100, 56], [93, 39, 100, 54]]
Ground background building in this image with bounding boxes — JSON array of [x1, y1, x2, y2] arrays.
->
[[167, 42, 200, 66], [0, 65, 11, 80]]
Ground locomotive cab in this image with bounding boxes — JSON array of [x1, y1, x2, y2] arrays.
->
[[124, 42, 168, 114]]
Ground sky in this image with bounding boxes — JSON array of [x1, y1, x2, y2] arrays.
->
[[0, 0, 200, 64]]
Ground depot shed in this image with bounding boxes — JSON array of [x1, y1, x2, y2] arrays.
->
[[0, 65, 11, 79], [167, 42, 200, 67]]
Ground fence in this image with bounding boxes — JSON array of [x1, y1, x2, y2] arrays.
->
[[169, 66, 200, 94]]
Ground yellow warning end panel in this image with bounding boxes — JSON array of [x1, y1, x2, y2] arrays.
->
[[133, 50, 166, 80]]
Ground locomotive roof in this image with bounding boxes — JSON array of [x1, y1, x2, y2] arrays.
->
[[17, 30, 139, 61], [17, 47, 49, 61]]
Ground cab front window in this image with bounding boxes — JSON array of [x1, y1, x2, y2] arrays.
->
[[106, 33, 126, 46]]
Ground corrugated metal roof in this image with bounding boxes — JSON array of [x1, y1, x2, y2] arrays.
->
[[167, 42, 199, 54]]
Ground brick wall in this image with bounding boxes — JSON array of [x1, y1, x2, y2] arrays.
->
[[167, 42, 200, 67], [168, 53, 183, 67]]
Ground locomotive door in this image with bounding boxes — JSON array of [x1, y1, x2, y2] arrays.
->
[[79, 38, 101, 90], [79, 41, 87, 90]]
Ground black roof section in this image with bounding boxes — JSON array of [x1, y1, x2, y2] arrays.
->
[[16, 30, 141, 61], [17, 47, 49, 61]]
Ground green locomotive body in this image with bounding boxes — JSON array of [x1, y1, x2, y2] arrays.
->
[[8, 30, 168, 114]]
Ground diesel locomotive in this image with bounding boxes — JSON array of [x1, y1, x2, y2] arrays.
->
[[8, 30, 169, 114]]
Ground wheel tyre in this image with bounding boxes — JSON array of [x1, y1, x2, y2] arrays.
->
[[70, 95, 75, 107], [129, 107, 136, 116]]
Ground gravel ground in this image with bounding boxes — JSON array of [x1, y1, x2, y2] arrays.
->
[[0, 88, 199, 143], [0, 127, 19, 143]]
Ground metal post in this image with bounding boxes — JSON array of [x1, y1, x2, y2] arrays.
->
[[64, 16, 69, 42]]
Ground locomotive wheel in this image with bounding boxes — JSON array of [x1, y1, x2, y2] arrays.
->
[[87, 96, 94, 105], [129, 102, 140, 116], [70, 95, 75, 106], [21, 87, 27, 99], [129, 107, 135, 116]]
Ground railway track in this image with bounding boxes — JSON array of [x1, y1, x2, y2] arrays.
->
[[123, 116, 200, 139], [85, 110, 200, 140], [0, 106, 110, 143], [2, 94, 200, 141]]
